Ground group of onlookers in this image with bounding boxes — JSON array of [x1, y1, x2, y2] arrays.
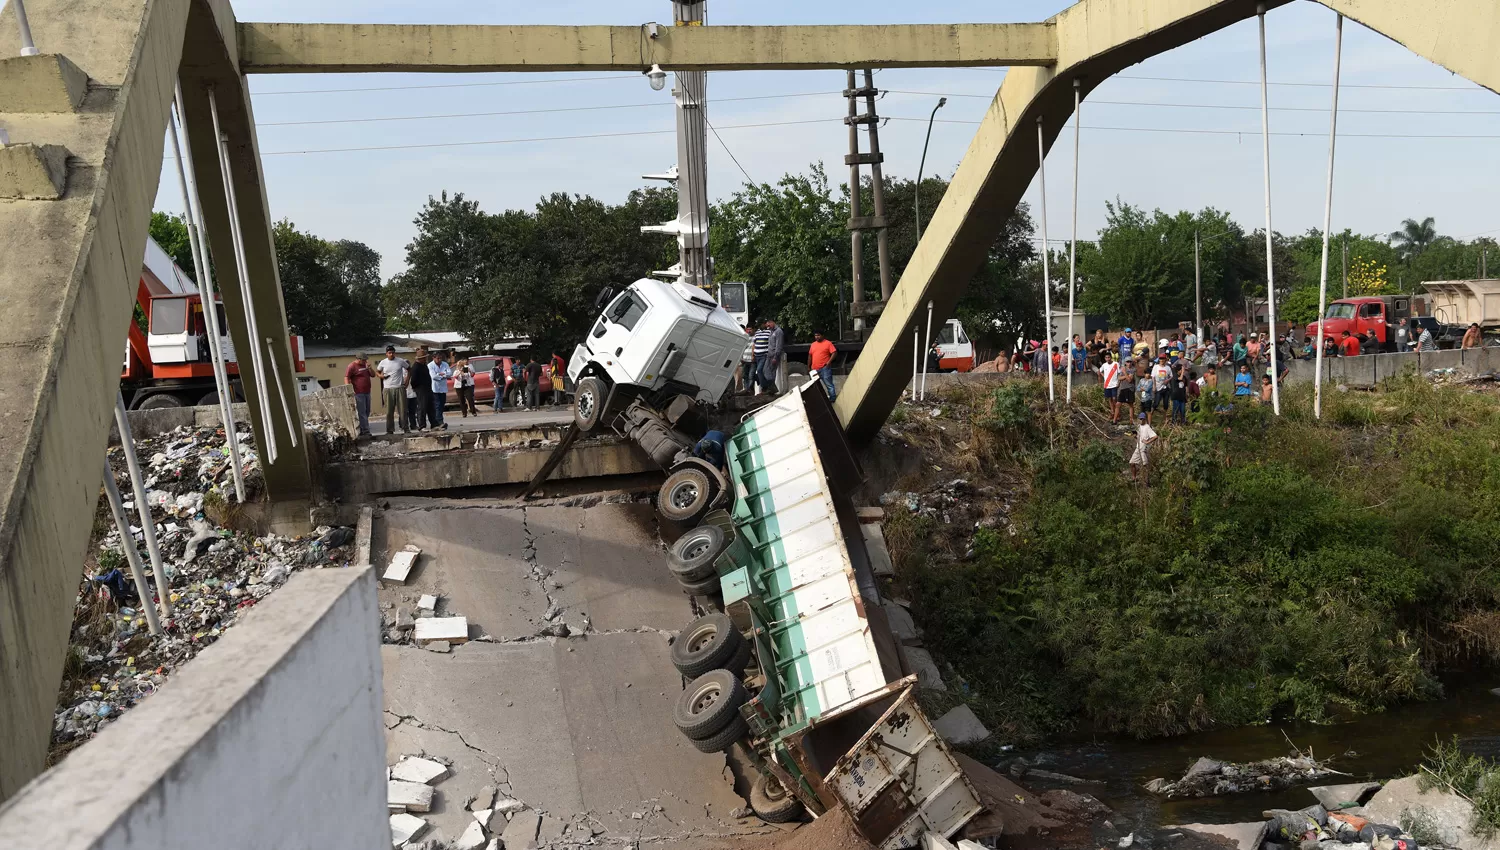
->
[[344, 347, 565, 438]]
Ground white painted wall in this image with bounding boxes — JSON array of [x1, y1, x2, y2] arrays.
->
[[0, 566, 388, 850]]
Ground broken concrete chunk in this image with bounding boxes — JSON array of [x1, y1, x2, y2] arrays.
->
[[538, 814, 566, 843], [921, 832, 959, 850], [383, 546, 422, 584], [423, 640, 452, 654], [390, 812, 427, 846], [933, 703, 991, 746], [453, 820, 487, 850], [388, 779, 435, 813], [396, 607, 415, 630], [500, 809, 541, 849], [856, 505, 885, 523], [493, 796, 525, 814], [1308, 781, 1382, 811], [483, 840, 500, 850], [390, 756, 449, 785], [418, 594, 438, 611], [903, 646, 947, 691], [415, 616, 469, 645], [468, 784, 496, 812]]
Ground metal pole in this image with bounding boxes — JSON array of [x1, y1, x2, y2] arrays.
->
[[169, 95, 247, 501], [915, 97, 947, 239], [862, 69, 893, 302], [114, 393, 173, 618], [920, 301, 934, 401], [1313, 14, 1343, 420], [208, 86, 279, 462], [1341, 237, 1348, 298], [265, 336, 298, 448], [101, 461, 164, 636], [911, 325, 919, 400], [847, 70, 865, 333], [1195, 230, 1203, 345], [1257, 4, 1280, 415], [13, 0, 39, 56], [1036, 118, 1055, 401], [1066, 79, 1081, 403]]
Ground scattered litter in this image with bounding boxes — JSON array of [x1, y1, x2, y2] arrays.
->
[[51, 425, 358, 761], [390, 756, 448, 785], [383, 546, 421, 584], [414, 616, 469, 645], [1145, 749, 1340, 798]]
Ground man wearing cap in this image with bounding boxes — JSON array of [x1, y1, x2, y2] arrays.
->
[[344, 352, 375, 438], [1118, 328, 1135, 363], [374, 345, 411, 435]]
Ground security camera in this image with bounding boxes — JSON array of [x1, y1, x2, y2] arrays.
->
[[646, 64, 667, 92]]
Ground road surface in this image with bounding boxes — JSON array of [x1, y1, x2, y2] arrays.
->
[[374, 492, 783, 849], [367, 404, 571, 436]]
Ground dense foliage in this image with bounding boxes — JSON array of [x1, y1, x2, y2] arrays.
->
[[892, 378, 1500, 742]]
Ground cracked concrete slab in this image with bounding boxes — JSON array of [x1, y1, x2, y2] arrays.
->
[[378, 502, 776, 849]]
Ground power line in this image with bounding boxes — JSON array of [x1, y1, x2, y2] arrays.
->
[[888, 115, 1500, 140], [250, 74, 640, 97], [706, 117, 756, 185], [884, 89, 1500, 116], [958, 68, 1487, 92]]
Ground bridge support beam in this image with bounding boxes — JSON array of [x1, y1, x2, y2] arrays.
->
[[834, 0, 1499, 442]]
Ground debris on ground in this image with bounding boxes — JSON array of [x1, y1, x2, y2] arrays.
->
[[759, 804, 873, 850], [957, 754, 1111, 850], [50, 425, 358, 763], [1143, 750, 1341, 798], [383, 545, 422, 584]]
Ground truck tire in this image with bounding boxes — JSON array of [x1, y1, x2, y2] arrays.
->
[[137, 393, 186, 410], [749, 773, 803, 824], [691, 715, 749, 754], [574, 376, 606, 433], [786, 361, 810, 381], [673, 669, 747, 740], [668, 525, 726, 582], [671, 613, 742, 679], [678, 572, 721, 598], [659, 467, 715, 525], [727, 635, 753, 676]]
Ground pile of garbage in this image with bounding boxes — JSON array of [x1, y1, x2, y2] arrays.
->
[[51, 425, 357, 759], [1146, 753, 1339, 799], [1260, 803, 1418, 850]]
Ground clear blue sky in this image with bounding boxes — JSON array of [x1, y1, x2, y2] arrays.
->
[[153, 0, 1500, 281]]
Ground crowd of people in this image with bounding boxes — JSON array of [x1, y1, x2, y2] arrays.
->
[[343, 347, 566, 438]]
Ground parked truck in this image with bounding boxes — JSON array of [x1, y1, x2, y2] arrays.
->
[[1423, 279, 1500, 341], [1303, 293, 1465, 352], [661, 382, 983, 846]]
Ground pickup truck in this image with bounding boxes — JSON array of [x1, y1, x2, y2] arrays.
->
[[661, 381, 983, 846]]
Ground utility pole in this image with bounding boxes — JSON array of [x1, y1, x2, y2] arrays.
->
[[641, 0, 711, 293], [845, 69, 889, 335], [1194, 229, 1203, 344], [1341, 236, 1348, 298]]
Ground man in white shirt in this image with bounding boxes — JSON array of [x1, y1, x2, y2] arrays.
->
[[1099, 357, 1123, 423], [374, 345, 410, 435], [1130, 414, 1158, 484]]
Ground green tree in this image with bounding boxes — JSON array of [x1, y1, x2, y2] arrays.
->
[[1390, 216, 1439, 262], [272, 219, 386, 345], [149, 212, 195, 276]]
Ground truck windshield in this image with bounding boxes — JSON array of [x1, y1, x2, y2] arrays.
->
[[150, 297, 188, 334], [1325, 304, 1356, 320], [718, 284, 746, 314]]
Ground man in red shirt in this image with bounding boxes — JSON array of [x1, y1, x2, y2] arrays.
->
[[1339, 330, 1361, 358], [344, 353, 375, 437], [809, 332, 838, 401]]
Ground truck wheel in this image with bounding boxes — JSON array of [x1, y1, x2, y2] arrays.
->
[[679, 572, 721, 598], [574, 376, 606, 432], [749, 773, 803, 824], [692, 715, 749, 754], [727, 636, 753, 676], [659, 468, 715, 525], [668, 525, 726, 583], [673, 669, 747, 740], [671, 613, 742, 679], [786, 361, 810, 381], [137, 393, 185, 410]]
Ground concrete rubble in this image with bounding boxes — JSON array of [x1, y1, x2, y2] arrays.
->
[[1144, 752, 1338, 798], [51, 425, 359, 760]]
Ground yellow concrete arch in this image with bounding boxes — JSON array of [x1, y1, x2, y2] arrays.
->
[[835, 0, 1500, 441]]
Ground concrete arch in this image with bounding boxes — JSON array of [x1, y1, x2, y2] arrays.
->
[[835, 0, 1500, 441]]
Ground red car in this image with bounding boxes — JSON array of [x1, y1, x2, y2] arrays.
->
[[446, 355, 561, 407]]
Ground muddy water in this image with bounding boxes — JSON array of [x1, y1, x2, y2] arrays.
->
[[1014, 680, 1500, 829]]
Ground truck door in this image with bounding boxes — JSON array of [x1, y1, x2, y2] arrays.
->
[[935, 320, 975, 372], [1359, 301, 1385, 342], [589, 289, 651, 382]]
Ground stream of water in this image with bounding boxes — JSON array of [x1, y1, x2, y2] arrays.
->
[[1012, 679, 1500, 830]]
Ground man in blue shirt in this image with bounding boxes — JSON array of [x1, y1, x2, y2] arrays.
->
[[428, 350, 454, 430], [1118, 328, 1135, 363]]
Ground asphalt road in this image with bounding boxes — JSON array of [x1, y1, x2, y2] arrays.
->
[[366, 403, 572, 436], [374, 494, 781, 849]]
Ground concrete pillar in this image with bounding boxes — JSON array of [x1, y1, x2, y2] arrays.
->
[[0, 0, 192, 802], [177, 0, 310, 500]]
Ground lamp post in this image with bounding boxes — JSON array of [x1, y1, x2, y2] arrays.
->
[[914, 97, 947, 238]]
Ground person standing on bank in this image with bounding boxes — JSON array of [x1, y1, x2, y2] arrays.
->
[[490, 359, 505, 412], [453, 358, 478, 417], [344, 352, 375, 438], [809, 332, 837, 401], [409, 348, 432, 431], [524, 356, 543, 410], [550, 352, 567, 405], [763, 319, 786, 394], [375, 345, 409, 434], [428, 350, 453, 431]]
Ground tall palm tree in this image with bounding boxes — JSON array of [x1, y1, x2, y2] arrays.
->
[[1390, 217, 1439, 261]]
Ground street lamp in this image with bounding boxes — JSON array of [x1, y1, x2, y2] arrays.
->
[[644, 63, 667, 91], [914, 97, 947, 238]]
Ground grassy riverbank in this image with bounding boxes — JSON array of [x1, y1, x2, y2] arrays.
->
[[879, 374, 1500, 742]]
